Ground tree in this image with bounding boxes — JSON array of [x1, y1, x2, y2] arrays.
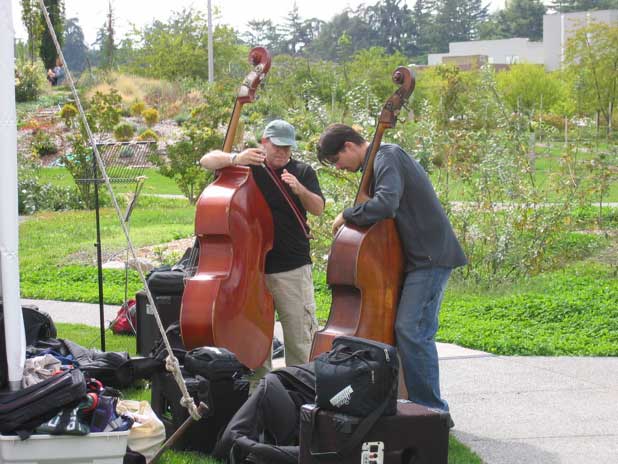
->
[[433, 0, 489, 52], [497, 0, 546, 41], [243, 19, 273, 46], [564, 22, 618, 125], [477, 13, 509, 40], [305, 10, 375, 61], [39, 0, 65, 69], [410, 0, 436, 57], [548, 0, 618, 13], [21, 0, 43, 63], [243, 19, 288, 54], [282, 3, 310, 54], [363, 0, 414, 55], [62, 17, 87, 73], [92, 1, 116, 69], [126, 9, 244, 81], [103, 0, 116, 69], [495, 64, 569, 116]]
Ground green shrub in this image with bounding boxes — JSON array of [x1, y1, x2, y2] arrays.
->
[[142, 108, 159, 127], [15, 61, 43, 102], [59, 103, 78, 127], [18, 177, 85, 214], [174, 113, 189, 126], [130, 100, 146, 117], [113, 122, 136, 141], [539, 114, 573, 132], [137, 128, 159, 141], [30, 130, 58, 156], [88, 89, 122, 132]]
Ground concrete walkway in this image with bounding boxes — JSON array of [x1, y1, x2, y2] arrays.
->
[[21, 298, 618, 463]]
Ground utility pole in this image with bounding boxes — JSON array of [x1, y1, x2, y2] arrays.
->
[[208, 0, 214, 82]]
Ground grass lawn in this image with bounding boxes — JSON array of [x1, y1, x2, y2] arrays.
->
[[37, 166, 184, 196], [439, 261, 618, 356], [18, 196, 195, 303]]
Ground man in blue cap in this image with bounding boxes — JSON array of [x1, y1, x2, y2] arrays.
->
[[200, 119, 325, 375]]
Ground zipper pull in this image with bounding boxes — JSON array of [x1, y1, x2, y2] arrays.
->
[[371, 370, 375, 383], [384, 348, 390, 362]]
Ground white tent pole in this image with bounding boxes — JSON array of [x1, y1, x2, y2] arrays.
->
[[0, 0, 26, 391]]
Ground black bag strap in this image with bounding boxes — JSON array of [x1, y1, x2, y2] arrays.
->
[[308, 382, 396, 460]]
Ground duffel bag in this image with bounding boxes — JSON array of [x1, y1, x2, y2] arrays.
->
[[184, 346, 248, 381], [314, 335, 399, 417]]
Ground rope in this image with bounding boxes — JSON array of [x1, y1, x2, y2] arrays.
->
[[38, 0, 204, 422]]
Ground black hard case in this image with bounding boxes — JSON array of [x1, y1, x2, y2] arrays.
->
[[150, 370, 249, 454], [299, 401, 449, 464], [135, 290, 182, 356]]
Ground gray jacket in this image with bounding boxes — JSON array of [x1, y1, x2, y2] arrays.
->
[[343, 144, 467, 272]]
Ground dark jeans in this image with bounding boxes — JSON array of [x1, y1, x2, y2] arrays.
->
[[395, 266, 452, 411]]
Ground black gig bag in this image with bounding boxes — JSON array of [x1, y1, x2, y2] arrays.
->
[[184, 346, 248, 381], [314, 336, 399, 417], [1, 302, 57, 389], [146, 269, 185, 296], [0, 369, 86, 435]]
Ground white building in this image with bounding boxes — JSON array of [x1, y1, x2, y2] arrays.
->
[[428, 37, 544, 66], [544, 9, 618, 71], [428, 9, 618, 71]]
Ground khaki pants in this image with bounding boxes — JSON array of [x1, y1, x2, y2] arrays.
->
[[254, 264, 318, 378]]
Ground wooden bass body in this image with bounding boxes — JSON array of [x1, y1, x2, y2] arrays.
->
[[181, 166, 274, 369]]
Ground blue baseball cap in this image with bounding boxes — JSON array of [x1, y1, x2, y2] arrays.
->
[[263, 119, 297, 148]]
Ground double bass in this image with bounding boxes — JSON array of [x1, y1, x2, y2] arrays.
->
[[310, 66, 415, 359], [180, 48, 274, 369]]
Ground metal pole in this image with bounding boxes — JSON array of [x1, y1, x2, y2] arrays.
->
[[207, 0, 214, 82], [93, 154, 106, 351]]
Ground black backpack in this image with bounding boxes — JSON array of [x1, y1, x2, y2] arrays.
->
[[0, 302, 56, 389], [0, 368, 86, 436]]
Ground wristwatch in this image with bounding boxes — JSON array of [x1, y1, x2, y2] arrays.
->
[[230, 153, 238, 165]]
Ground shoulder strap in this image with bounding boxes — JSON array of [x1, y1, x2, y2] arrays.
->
[[262, 164, 312, 238]]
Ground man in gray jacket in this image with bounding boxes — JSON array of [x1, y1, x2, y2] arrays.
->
[[317, 124, 467, 418]]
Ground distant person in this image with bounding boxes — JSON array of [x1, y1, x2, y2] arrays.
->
[[46, 58, 64, 86]]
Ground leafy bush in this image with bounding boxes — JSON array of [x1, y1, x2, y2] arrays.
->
[[130, 100, 146, 117], [142, 108, 159, 127], [174, 113, 190, 126], [15, 61, 43, 102], [113, 122, 136, 141], [30, 130, 58, 156], [137, 128, 159, 141], [18, 177, 86, 215], [152, 84, 230, 203], [88, 89, 122, 132], [59, 103, 78, 127]]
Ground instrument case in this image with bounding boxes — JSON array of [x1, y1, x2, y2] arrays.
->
[[299, 401, 449, 464], [150, 370, 249, 454], [135, 290, 182, 356]]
